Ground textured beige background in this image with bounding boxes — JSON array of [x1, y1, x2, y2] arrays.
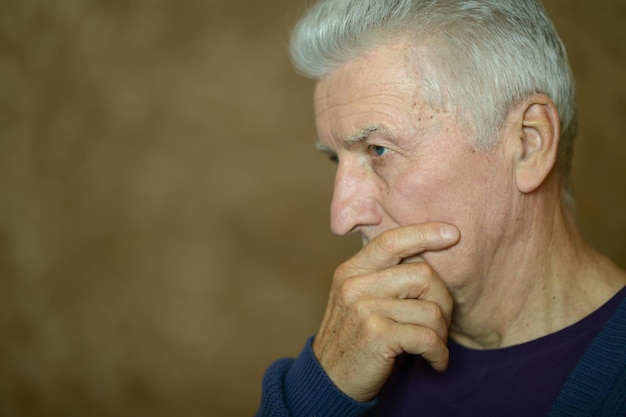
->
[[0, 1, 624, 416]]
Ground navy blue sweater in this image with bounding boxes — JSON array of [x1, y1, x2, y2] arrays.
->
[[256, 289, 626, 417]]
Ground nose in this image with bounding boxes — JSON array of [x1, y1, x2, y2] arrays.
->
[[330, 158, 383, 236]]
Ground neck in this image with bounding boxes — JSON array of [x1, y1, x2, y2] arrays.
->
[[449, 185, 626, 350]]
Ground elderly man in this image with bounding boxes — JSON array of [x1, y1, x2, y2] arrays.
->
[[256, 0, 626, 416]]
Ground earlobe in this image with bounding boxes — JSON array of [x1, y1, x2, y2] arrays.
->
[[514, 94, 560, 194]]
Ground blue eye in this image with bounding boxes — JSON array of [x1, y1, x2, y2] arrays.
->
[[370, 145, 389, 157]]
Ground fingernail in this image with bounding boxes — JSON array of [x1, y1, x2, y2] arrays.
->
[[440, 225, 459, 241]]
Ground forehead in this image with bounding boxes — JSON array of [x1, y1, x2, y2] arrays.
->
[[314, 39, 420, 115], [313, 39, 443, 147]]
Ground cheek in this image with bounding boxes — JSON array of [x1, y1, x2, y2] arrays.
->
[[385, 167, 464, 225], [385, 152, 506, 227]]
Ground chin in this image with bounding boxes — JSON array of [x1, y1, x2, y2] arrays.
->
[[422, 246, 466, 290]]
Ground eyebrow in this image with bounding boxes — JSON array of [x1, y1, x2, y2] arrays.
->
[[346, 125, 383, 144], [316, 124, 389, 154]]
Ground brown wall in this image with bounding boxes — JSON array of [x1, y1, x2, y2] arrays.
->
[[0, 1, 624, 416]]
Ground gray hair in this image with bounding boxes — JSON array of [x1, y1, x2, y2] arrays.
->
[[290, 0, 578, 198]]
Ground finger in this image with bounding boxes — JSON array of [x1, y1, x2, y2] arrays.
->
[[357, 297, 450, 342], [392, 322, 450, 371], [347, 223, 460, 273], [341, 263, 454, 323]]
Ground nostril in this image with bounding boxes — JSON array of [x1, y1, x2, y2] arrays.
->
[[330, 195, 383, 236]]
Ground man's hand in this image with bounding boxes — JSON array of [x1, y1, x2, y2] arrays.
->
[[312, 223, 460, 402]]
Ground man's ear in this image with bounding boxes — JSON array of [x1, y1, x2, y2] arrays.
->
[[511, 94, 561, 194]]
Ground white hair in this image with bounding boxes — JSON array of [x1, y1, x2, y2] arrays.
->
[[290, 0, 578, 196]]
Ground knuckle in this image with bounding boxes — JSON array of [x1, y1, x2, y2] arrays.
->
[[361, 314, 386, 341], [338, 276, 361, 304], [334, 258, 365, 282], [409, 260, 432, 277], [420, 327, 441, 349], [353, 297, 371, 318], [333, 261, 351, 282], [424, 302, 444, 323], [375, 230, 399, 254]]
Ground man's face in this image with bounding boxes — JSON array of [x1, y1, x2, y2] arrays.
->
[[314, 39, 516, 288]]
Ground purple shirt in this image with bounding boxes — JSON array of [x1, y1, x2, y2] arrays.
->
[[368, 287, 626, 417]]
